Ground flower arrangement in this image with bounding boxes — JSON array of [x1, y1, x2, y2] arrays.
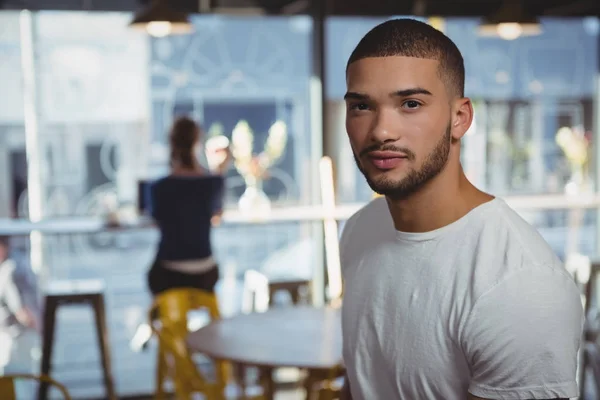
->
[[230, 119, 288, 187], [205, 119, 287, 215], [555, 126, 592, 194], [555, 126, 591, 175], [205, 122, 230, 173]]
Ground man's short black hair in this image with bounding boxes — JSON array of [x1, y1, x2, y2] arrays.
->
[[347, 18, 465, 98]]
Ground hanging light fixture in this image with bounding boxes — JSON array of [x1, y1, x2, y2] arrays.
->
[[479, 0, 542, 40], [129, 0, 193, 38]]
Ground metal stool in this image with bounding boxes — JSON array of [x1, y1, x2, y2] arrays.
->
[[37, 279, 116, 400]]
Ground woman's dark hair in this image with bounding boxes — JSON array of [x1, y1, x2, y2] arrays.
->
[[169, 116, 201, 169]]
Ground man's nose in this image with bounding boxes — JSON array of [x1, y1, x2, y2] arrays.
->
[[369, 108, 401, 144]]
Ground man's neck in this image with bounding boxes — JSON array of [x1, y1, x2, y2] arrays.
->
[[386, 169, 494, 233]]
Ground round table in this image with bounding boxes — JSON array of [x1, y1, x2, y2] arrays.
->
[[187, 306, 343, 399]]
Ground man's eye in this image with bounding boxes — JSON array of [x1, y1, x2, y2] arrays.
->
[[403, 100, 421, 109], [350, 103, 369, 111]]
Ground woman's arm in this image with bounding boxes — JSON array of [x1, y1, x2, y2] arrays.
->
[[213, 147, 232, 176], [209, 148, 229, 227], [211, 177, 226, 226], [211, 209, 224, 226]]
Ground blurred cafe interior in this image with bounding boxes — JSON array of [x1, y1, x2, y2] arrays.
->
[[0, 0, 600, 398]]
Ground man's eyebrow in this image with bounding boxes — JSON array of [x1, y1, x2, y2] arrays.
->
[[391, 88, 433, 97], [343, 88, 433, 101], [344, 91, 368, 101]]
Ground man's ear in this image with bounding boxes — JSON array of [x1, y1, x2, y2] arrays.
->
[[451, 97, 473, 140]]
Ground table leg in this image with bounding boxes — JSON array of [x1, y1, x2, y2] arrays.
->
[[259, 367, 275, 400], [233, 363, 247, 399], [303, 371, 315, 400], [37, 299, 57, 400], [92, 296, 117, 400]]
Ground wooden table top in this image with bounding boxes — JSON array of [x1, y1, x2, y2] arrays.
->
[[187, 306, 343, 370]]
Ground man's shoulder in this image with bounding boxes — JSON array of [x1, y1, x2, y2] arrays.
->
[[484, 199, 561, 267], [469, 199, 569, 294], [342, 197, 390, 237], [340, 197, 393, 266]]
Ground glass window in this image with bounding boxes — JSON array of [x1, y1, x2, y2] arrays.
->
[[34, 11, 150, 220], [327, 16, 600, 260], [0, 12, 25, 219], [148, 15, 315, 206], [0, 11, 318, 397], [328, 17, 599, 200]]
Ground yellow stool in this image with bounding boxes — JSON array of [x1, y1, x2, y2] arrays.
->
[[0, 374, 71, 400], [149, 288, 228, 400]]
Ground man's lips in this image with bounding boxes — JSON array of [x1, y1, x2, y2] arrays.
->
[[366, 151, 409, 170]]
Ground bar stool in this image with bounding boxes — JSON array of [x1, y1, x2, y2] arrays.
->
[[37, 279, 116, 400]]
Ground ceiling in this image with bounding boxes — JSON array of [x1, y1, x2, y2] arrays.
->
[[0, 0, 599, 17], [271, 0, 600, 17]]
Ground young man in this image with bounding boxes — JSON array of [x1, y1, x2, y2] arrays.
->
[[340, 19, 583, 400]]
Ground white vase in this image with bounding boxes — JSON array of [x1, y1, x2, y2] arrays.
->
[[238, 180, 271, 218], [564, 167, 590, 196]]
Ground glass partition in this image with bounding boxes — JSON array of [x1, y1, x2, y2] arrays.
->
[[148, 16, 316, 207], [326, 16, 600, 261], [2, 9, 598, 397], [0, 12, 25, 219], [0, 11, 318, 397]]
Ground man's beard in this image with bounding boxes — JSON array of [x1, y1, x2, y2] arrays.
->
[[354, 124, 452, 200]]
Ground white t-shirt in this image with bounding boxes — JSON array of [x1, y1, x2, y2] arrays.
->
[[340, 197, 584, 400]]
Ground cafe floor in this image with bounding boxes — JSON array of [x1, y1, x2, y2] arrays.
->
[[120, 389, 302, 399]]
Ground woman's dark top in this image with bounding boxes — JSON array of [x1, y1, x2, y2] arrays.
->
[[150, 175, 224, 261]]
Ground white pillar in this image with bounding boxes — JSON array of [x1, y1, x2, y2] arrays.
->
[[20, 10, 44, 274]]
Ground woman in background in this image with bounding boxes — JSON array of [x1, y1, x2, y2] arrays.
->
[[147, 116, 230, 295]]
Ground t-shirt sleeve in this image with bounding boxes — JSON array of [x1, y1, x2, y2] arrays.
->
[[462, 265, 583, 400]]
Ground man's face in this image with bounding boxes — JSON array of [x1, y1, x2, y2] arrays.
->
[[345, 56, 455, 199]]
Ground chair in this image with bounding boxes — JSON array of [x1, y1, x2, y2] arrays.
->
[[313, 380, 343, 400], [0, 374, 71, 400], [149, 288, 229, 400], [38, 279, 116, 400], [304, 365, 345, 400]]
